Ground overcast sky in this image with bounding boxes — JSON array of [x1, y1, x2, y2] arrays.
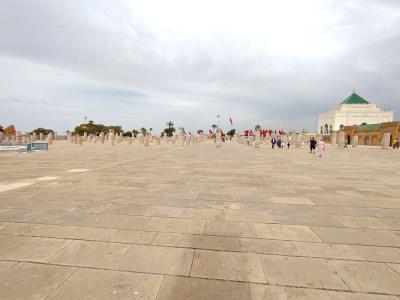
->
[[1, 0, 399, 134]]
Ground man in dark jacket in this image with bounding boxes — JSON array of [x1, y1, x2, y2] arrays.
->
[[310, 137, 317, 154], [271, 137, 276, 149]]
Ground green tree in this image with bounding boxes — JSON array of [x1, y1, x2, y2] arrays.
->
[[211, 124, 218, 131], [197, 129, 203, 135], [132, 129, 139, 137], [108, 125, 123, 134], [74, 121, 106, 135], [140, 127, 148, 135], [255, 124, 262, 131], [164, 121, 176, 137], [227, 129, 236, 136], [123, 131, 132, 137], [31, 128, 54, 135]]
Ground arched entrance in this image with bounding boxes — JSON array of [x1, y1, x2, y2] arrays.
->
[[364, 136, 369, 145]]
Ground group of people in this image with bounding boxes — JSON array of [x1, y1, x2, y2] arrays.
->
[[309, 137, 325, 157], [270, 136, 325, 157], [270, 136, 291, 149]]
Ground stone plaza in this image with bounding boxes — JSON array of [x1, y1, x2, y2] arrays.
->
[[0, 139, 400, 299]]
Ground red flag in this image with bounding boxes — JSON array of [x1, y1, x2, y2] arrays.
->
[[229, 117, 233, 125], [250, 130, 254, 135], [208, 129, 213, 135], [189, 132, 192, 135]]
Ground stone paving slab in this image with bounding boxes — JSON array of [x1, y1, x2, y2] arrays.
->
[[0, 141, 399, 299]]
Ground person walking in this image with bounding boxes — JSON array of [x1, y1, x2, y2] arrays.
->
[[277, 138, 282, 149], [317, 140, 326, 157], [309, 137, 317, 154], [287, 137, 291, 149], [392, 138, 398, 149], [271, 136, 276, 149]]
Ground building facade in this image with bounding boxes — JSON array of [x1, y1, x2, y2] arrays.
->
[[343, 122, 400, 146], [318, 92, 393, 134]]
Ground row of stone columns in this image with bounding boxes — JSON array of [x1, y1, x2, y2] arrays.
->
[[236, 132, 305, 149], [66, 128, 208, 147], [0, 131, 56, 145]]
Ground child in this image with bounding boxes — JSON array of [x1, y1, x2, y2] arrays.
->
[[317, 140, 326, 157]]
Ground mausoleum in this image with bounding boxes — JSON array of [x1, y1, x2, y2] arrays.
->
[[318, 92, 393, 134]]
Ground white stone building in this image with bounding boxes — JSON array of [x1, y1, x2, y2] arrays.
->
[[317, 92, 393, 134]]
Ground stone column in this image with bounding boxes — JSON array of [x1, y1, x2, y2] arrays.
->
[[216, 131, 222, 147], [178, 128, 185, 146], [15, 131, 22, 145], [21, 135, 27, 144], [47, 132, 54, 145], [295, 134, 302, 148], [337, 131, 345, 149], [83, 132, 88, 142], [331, 132, 337, 146], [144, 134, 149, 146], [72, 135, 78, 144], [99, 132, 105, 144], [109, 130, 115, 146], [352, 135, 358, 148], [67, 132, 72, 143], [381, 132, 391, 150], [39, 132, 44, 141], [77, 135, 82, 145], [254, 130, 261, 148], [0, 132, 3, 143]]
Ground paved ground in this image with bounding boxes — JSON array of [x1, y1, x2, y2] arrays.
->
[[0, 140, 400, 299]]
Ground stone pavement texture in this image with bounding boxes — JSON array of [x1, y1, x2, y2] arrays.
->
[[0, 141, 399, 299]]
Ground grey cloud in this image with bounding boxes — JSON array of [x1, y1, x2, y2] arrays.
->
[[0, 0, 399, 133]]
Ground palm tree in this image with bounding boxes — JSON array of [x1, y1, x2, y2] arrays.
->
[[255, 124, 262, 131], [211, 124, 218, 131], [132, 129, 139, 137], [164, 121, 176, 137], [140, 127, 148, 135]]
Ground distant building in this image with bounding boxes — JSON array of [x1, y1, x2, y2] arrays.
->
[[343, 122, 400, 146], [318, 92, 393, 134]]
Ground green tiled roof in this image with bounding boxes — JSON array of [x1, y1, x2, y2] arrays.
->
[[341, 92, 369, 104], [356, 123, 380, 131]]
